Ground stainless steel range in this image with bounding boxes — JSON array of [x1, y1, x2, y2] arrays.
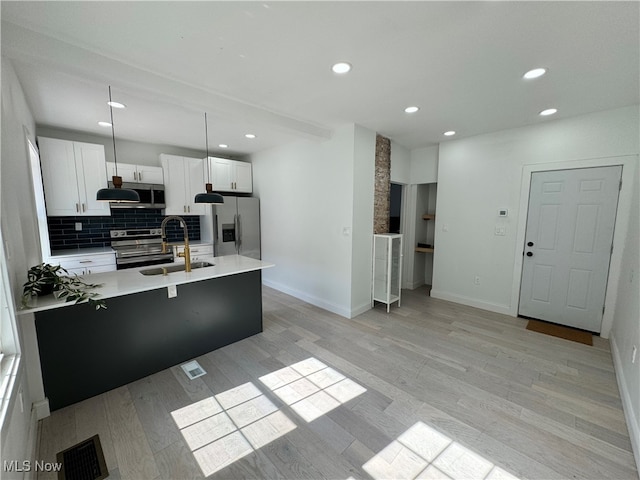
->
[[110, 228, 174, 269]]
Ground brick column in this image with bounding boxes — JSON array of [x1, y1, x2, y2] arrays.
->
[[374, 134, 391, 234]]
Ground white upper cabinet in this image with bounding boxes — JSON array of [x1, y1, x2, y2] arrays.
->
[[106, 162, 164, 184], [208, 157, 252, 193], [160, 154, 206, 215], [38, 137, 110, 217]]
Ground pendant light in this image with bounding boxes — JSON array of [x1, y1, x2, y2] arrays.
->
[[96, 86, 140, 203], [194, 112, 224, 204]]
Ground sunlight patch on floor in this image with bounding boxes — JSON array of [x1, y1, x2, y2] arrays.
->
[[170, 382, 295, 476], [171, 357, 362, 476], [259, 357, 367, 422], [363, 422, 520, 480]]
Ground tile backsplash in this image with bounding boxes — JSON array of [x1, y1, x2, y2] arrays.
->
[[48, 209, 201, 251]]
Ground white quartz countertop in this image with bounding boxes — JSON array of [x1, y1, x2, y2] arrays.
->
[[19, 254, 273, 314]]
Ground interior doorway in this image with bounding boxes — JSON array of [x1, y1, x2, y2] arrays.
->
[[519, 166, 622, 333], [390, 183, 402, 234]]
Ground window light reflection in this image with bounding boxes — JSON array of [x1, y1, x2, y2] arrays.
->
[[170, 382, 295, 476], [259, 357, 367, 422], [170, 357, 365, 476], [363, 422, 520, 480]]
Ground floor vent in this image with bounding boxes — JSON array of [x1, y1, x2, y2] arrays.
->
[[56, 434, 108, 480], [181, 360, 206, 380]]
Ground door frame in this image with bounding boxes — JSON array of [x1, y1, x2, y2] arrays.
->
[[510, 155, 637, 338]]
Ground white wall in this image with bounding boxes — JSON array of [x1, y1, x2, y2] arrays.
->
[[432, 106, 639, 322], [391, 141, 411, 184], [410, 145, 438, 183], [610, 163, 640, 472], [351, 125, 376, 316], [251, 124, 376, 318], [1, 57, 40, 474]]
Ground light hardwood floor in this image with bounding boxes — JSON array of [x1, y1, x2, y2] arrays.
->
[[36, 286, 638, 480]]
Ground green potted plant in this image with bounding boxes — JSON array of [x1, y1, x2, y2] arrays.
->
[[22, 263, 106, 310]]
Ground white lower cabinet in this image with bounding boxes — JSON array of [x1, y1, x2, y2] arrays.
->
[[48, 252, 116, 276], [372, 234, 403, 312]]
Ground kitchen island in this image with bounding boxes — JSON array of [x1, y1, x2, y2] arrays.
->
[[20, 255, 273, 411]]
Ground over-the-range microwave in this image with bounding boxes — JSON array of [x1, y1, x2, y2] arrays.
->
[[108, 181, 166, 209]]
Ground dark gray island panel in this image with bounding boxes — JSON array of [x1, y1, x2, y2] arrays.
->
[[35, 270, 263, 411]]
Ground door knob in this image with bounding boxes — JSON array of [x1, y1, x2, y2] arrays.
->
[[527, 241, 534, 247], [526, 252, 533, 257]]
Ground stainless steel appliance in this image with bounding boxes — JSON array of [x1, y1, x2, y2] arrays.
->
[[212, 197, 260, 259], [110, 228, 174, 269], [108, 182, 166, 209]]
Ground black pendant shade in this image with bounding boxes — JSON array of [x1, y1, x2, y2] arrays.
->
[[96, 86, 140, 203], [195, 112, 224, 205], [194, 183, 224, 204]]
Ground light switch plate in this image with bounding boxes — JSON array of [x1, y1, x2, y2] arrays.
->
[[75, 222, 82, 231], [167, 285, 177, 298]]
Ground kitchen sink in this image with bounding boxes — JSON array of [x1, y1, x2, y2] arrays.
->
[[139, 261, 215, 276]]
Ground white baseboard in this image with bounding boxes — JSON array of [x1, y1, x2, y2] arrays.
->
[[350, 301, 372, 319], [25, 405, 39, 479], [262, 279, 351, 318], [429, 289, 512, 316], [610, 335, 640, 475]]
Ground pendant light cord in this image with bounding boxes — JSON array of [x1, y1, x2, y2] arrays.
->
[[109, 86, 118, 176]]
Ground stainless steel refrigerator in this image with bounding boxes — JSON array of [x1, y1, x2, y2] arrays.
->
[[212, 196, 261, 259]]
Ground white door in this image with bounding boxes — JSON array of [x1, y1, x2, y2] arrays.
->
[[519, 166, 622, 332]]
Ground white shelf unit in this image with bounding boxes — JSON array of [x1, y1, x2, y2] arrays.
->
[[372, 233, 403, 312]]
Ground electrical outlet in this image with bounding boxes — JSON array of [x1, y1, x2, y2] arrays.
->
[[474, 275, 481, 285], [632, 345, 637, 364], [167, 285, 177, 298], [75, 222, 82, 231]]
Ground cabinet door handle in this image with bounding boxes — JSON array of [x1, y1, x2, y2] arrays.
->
[[82, 203, 86, 212], [183, 205, 187, 213], [79, 260, 92, 264], [188, 205, 191, 213], [76, 203, 80, 213], [138, 172, 142, 181]]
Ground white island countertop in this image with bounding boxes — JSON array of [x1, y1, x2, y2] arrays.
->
[[19, 254, 273, 314]]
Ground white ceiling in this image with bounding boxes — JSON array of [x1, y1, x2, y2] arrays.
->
[[2, 1, 639, 157]]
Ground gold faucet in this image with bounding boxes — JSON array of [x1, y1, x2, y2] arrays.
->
[[160, 215, 191, 272]]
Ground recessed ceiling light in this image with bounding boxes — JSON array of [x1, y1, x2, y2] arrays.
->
[[539, 108, 557, 116], [444, 131, 456, 136], [332, 62, 352, 74], [404, 106, 419, 114], [98, 121, 112, 127], [245, 133, 256, 139], [523, 68, 546, 79], [219, 144, 229, 148], [107, 101, 126, 109]]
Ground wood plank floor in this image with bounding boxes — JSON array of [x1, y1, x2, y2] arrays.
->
[[36, 286, 638, 480]]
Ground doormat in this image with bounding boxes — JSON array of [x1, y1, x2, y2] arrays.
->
[[526, 319, 593, 346], [56, 434, 108, 480]]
